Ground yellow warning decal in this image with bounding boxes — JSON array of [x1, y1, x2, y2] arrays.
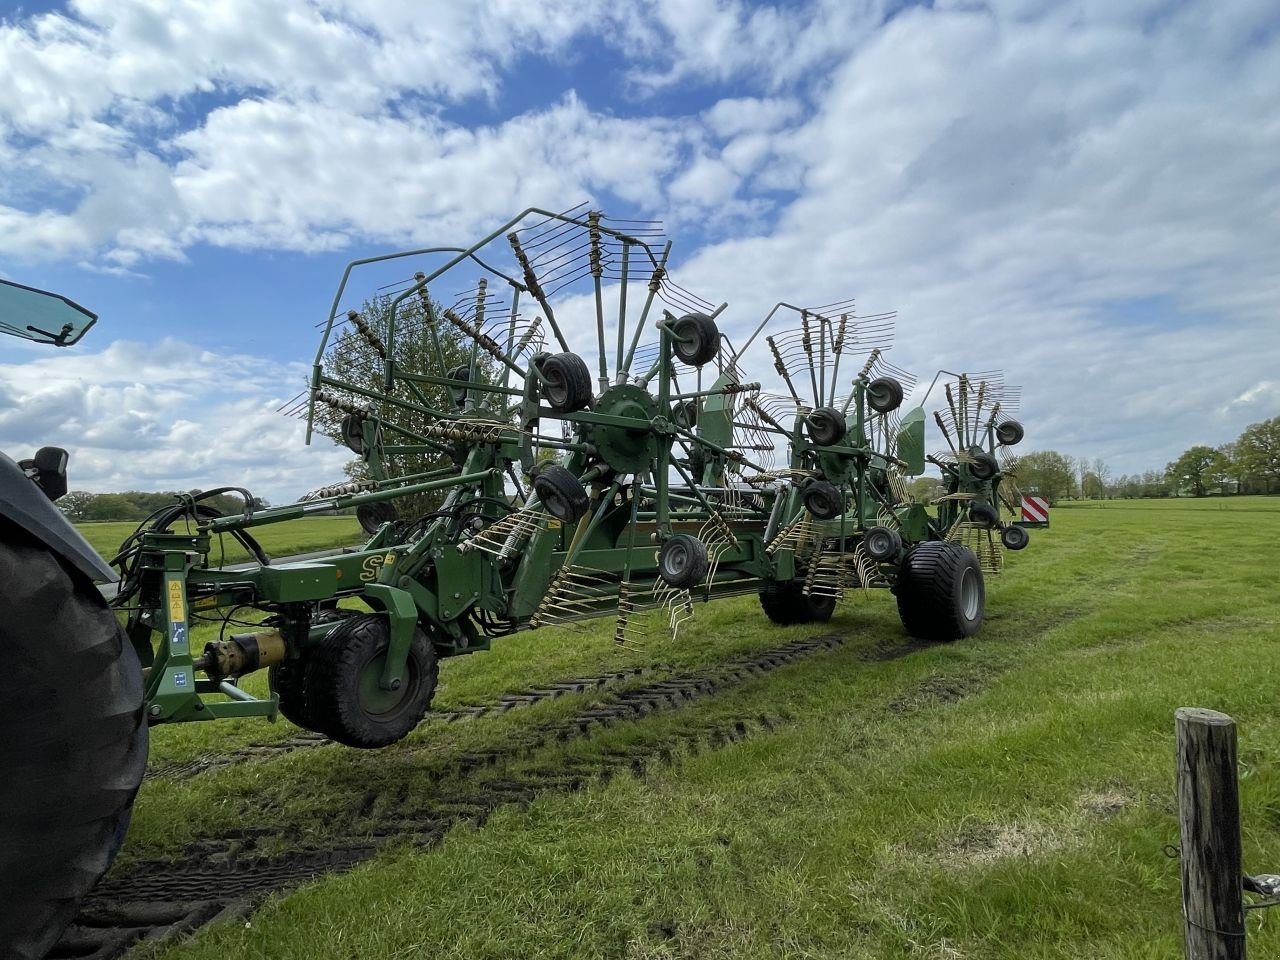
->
[[547, 519, 562, 529], [193, 596, 218, 611], [167, 580, 186, 623]]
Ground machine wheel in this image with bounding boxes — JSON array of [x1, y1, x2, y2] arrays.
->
[[969, 502, 1000, 529], [758, 580, 836, 625], [271, 608, 356, 730], [533, 464, 589, 523], [445, 364, 473, 406], [341, 412, 366, 454], [807, 407, 846, 447], [864, 525, 903, 561], [306, 614, 438, 748], [894, 541, 985, 642], [968, 450, 999, 481], [995, 420, 1024, 446], [802, 479, 843, 520], [1001, 525, 1030, 551], [356, 500, 398, 536], [866, 376, 905, 413], [270, 659, 317, 729], [658, 534, 709, 588], [539, 352, 592, 413], [671, 398, 699, 429], [0, 521, 148, 960], [670, 313, 720, 366]]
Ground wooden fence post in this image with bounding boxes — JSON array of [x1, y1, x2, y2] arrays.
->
[[1176, 707, 1245, 960]]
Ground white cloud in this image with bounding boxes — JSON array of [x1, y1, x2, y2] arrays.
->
[[0, 337, 350, 501], [1, 0, 1278, 490]]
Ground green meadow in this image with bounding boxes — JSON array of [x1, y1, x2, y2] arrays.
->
[[109, 498, 1280, 959]]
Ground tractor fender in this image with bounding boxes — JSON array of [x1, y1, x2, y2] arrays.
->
[[0, 451, 115, 582]]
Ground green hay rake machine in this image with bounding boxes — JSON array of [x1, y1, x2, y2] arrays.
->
[[0, 209, 1032, 958]]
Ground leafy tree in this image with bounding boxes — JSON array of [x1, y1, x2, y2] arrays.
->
[[908, 475, 945, 503], [1165, 445, 1225, 497], [1013, 450, 1077, 504], [1238, 416, 1280, 493], [314, 291, 500, 517], [58, 490, 96, 522]]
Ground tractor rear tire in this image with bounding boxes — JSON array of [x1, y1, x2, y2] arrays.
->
[[894, 541, 985, 642], [306, 614, 438, 748], [758, 581, 836, 625], [0, 521, 148, 960]]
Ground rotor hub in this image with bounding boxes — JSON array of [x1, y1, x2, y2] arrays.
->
[[590, 384, 660, 475]]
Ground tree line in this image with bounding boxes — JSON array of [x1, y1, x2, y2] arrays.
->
[[59, 490, 270, 522], [1013, 415, 1279, 503]]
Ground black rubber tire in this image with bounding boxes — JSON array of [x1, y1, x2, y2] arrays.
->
[[356, 500, 398, 536], [533, 464, 590, 523], [807, 407, 847, 447], [445, 364, 473, 406], [341, 412, 366, 454], [968, 451, 999, 481], [306, 614, 439, 748], [864, 524, 903, 561], [866, 376, 905, 414], [0, 521, 148, 960], [894, 541, 985, 642], [802, 480, 844, 520], [758, 580, 836, 625], [270, 659, 316, 729], [671, 398, 699, 429], [995, 420, 1024, 446], [658, 534, 710, 588], [539, 352, 592, 413], [969, 502, 1000, 529], [1001, 525, 1030, 551], [271, 608, 356, 731], [670, 313, 720, 367]]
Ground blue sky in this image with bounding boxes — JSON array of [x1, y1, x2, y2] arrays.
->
[[1, 0, 1278, 503]]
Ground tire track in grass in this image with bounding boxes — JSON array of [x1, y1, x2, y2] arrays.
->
[[54, 634, 854, 959], [143, 663, 671, 783]]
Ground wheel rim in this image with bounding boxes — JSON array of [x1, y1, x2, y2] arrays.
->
[[544, 492, 568, 520], [545, 375, 567, 406], [960, 567, 980, 621], [665, 543, 688, 577], [868, 531, 889, 557], [357, 651, 418, 720]]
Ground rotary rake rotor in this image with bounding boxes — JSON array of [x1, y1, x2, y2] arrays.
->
[[724, 301, 929, 618], [294, 206, 773, 650], [921, 370, 1029, 572]]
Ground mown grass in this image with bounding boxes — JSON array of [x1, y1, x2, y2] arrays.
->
[[126, 497, 1280, 959], [76, 515, 365, 566]]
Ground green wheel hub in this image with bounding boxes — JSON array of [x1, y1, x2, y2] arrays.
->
[[591, 384, 661, 475], [357, 652, 417, 717]]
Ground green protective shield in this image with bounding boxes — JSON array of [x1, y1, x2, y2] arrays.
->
[[897, 407, 926, 476]]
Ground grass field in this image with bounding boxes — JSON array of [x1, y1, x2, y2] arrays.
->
[[76, 515, 365, 565], [102, 498, 1280, 959]]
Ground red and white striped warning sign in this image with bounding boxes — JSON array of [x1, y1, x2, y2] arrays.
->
[[1021, 495, 1049, 524]]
